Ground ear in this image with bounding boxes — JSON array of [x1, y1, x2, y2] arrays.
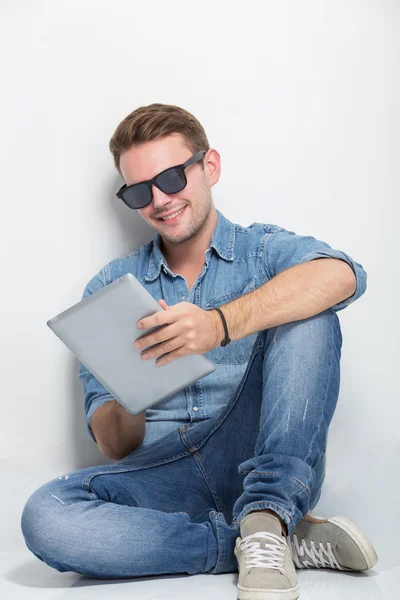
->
[[204, 148, 221, 188]]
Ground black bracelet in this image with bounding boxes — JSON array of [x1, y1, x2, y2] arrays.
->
[[212, 307, 231, 347]]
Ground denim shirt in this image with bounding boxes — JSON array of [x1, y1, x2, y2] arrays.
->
[[78, 209, 367, 448]]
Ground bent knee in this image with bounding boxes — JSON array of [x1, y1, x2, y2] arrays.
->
[[21, 481, 70, 557], [277, 309, 341, 342]]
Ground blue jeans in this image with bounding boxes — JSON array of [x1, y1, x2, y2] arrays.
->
[[21, 309, 342, 577]]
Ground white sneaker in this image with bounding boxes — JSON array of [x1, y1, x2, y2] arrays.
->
[[288, 512, 379, 571], [234, 512, 300, 600]]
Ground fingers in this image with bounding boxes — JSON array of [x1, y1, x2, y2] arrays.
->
[[143, 338, 184, 362], [158, 299, 169, 309], [135, 322, 181, 357], [138, 300, 170, 329], [156, 346, 186, 367]]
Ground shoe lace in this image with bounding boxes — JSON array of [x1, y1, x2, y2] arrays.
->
[[288, 534, 342, 570], [238, 531, 287, 570]]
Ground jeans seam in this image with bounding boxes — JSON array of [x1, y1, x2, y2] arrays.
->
[[179, 340, 265, 452], [210, 511, 223, 574], [190, 450, 224, 513], [81, 451, 191, 493], [304, 311, 334, 464]]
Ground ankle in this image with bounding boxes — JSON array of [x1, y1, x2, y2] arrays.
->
[[252, 509, 288, 537]]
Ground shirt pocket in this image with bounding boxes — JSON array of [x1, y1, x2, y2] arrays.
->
[[205, 277, 259, 365]]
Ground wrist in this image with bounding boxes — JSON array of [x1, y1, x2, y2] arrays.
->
[[209, 307, 228, 347]]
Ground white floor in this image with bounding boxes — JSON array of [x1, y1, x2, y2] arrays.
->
[[2, 459, 399, 600]]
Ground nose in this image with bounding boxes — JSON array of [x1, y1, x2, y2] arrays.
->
[[151, 184, 174, 210]]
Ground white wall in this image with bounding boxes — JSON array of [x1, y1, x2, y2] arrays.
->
[[2, 0, 398, 547]]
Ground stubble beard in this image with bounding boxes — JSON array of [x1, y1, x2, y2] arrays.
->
[[160, 191, 213, 246]]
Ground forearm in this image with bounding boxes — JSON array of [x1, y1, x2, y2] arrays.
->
[[213, 258, 356, 342], [91, 399, 146, 460]]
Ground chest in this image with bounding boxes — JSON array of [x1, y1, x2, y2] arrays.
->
[[170, 267, 203, 292], [181, 274, 199, 292], [150, 249, 265, 306]]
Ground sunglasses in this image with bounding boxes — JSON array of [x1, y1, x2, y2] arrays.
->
[[116, 149, 206, 210]]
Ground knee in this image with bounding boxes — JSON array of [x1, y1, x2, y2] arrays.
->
[[267, 309, 342, 352], [21, 483, 63, 558]]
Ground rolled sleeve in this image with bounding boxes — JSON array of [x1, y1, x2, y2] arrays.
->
[[77, 268, 114, 443], [78, 361, 114, 443], [262, 227, 367, 312]]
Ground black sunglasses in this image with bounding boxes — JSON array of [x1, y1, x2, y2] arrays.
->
[[116, 150, 207, 210]]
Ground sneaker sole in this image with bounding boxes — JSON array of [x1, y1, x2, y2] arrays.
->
[[237, 582, 300, 600], [310, 513, 378, 570]]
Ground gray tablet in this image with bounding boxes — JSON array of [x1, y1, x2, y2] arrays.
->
[[47, 273, 215, 415]]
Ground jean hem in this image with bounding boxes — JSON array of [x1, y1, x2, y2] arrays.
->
[[207, 510, 239, 575], [233, 501, 295, 536]]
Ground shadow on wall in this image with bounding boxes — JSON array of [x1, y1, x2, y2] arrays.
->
[[68, 180, 157, 469]]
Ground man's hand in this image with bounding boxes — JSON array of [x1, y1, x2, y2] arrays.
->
[[134, 299, 223, 366]]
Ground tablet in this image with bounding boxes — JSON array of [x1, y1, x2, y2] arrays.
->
[[47, 273, 215, 415]]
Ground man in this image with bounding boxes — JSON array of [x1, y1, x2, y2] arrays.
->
[[21, 103, 378, 599]]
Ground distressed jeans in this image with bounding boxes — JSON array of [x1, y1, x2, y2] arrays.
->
[[21, 308, 342, 577]]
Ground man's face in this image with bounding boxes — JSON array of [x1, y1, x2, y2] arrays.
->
[[119, 133, 220, 246]]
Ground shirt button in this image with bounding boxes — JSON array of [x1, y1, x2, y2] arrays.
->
[[180, 295, 186, 300], [193, 406, 199, 411]]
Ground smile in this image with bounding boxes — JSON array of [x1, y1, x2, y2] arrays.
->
[[159, 206, 186, 223]]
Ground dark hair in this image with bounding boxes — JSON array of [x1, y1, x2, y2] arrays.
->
[[109, 103, 210, 177]]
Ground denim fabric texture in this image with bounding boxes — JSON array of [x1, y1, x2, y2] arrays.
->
[[20, 209, 367, 577], [77, 209, 366, 447]]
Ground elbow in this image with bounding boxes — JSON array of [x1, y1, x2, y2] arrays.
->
[[104, 446, 123, 461], [342, 275, 357, 303], [338, 261, 357, 298], [347, 271, 357, 298], [91, 430, 124, 461], [101, 436, 144, 461], [94, 436, 120, 461]]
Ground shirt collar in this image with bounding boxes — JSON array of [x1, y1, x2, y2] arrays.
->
[[145, 208, 235, 282]]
